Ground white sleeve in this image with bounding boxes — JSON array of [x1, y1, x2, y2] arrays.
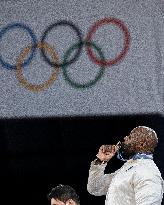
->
[[133, 167, 164, 205], [87, 160, 119, 196]]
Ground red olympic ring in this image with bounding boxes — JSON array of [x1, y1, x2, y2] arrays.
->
[[86, 17, 131, 67]]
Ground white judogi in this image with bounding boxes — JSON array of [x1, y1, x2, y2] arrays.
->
[[87, 158, 164, 205]]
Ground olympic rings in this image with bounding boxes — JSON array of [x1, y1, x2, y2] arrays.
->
[[62, 41, 105, 89], [0, 23, 37, 69], [40, 20, 83, 67], [86, 17, 130, 66], [16, 42, 59, 92], [0, 18, 131, 91]]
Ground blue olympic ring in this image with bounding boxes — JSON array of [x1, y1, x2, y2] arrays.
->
[[0, 23, 37, 70]]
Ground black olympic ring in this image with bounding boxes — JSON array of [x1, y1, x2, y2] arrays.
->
[[40, 20, 83, 67], [0, 23, 37, 70]]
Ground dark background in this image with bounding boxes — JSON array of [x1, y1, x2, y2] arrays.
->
[[0, 114, 163, 205]]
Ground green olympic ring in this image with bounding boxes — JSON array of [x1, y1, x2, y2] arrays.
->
[[62, 41, 105, 89]]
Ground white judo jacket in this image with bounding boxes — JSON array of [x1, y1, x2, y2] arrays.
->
[[87, 158, 164, 205]]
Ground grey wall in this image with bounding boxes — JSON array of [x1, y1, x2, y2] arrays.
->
[[0, 0, 164, 118]]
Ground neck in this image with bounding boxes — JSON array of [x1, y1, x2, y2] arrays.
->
[[130, 152, 153, 160], [135, 151, 152, 154]]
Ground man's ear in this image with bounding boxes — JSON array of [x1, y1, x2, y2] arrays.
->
[[65, 199, 76, 205]]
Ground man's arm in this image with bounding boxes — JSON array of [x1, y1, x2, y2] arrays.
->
[[133, 167, 164, 205], [87, 159, 118, 196], [87, 143, 120, 196]]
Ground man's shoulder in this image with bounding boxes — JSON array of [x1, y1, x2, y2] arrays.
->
[[133, 159, 162, 177]]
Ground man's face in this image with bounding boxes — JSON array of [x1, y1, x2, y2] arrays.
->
[[121, 130, 138, 156], [123, 131, 136, 145], [51, 198, 76, 205]]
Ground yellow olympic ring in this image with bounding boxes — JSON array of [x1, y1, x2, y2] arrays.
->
[[16, 42, 59, 92]]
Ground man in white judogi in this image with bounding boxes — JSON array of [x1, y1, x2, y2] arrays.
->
[[87, 126, 164, 205]]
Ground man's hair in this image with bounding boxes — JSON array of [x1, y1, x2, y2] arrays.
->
[[130, 126, 158, 153], [47, 184, 80, 205]]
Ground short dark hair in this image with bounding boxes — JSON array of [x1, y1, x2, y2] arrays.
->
[[47, 184, 80, 205]]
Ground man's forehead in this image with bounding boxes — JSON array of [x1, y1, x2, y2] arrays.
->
[[130, 126, 158, 139], [51, 198, 65, 205], [130, 127, 144, 134]]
